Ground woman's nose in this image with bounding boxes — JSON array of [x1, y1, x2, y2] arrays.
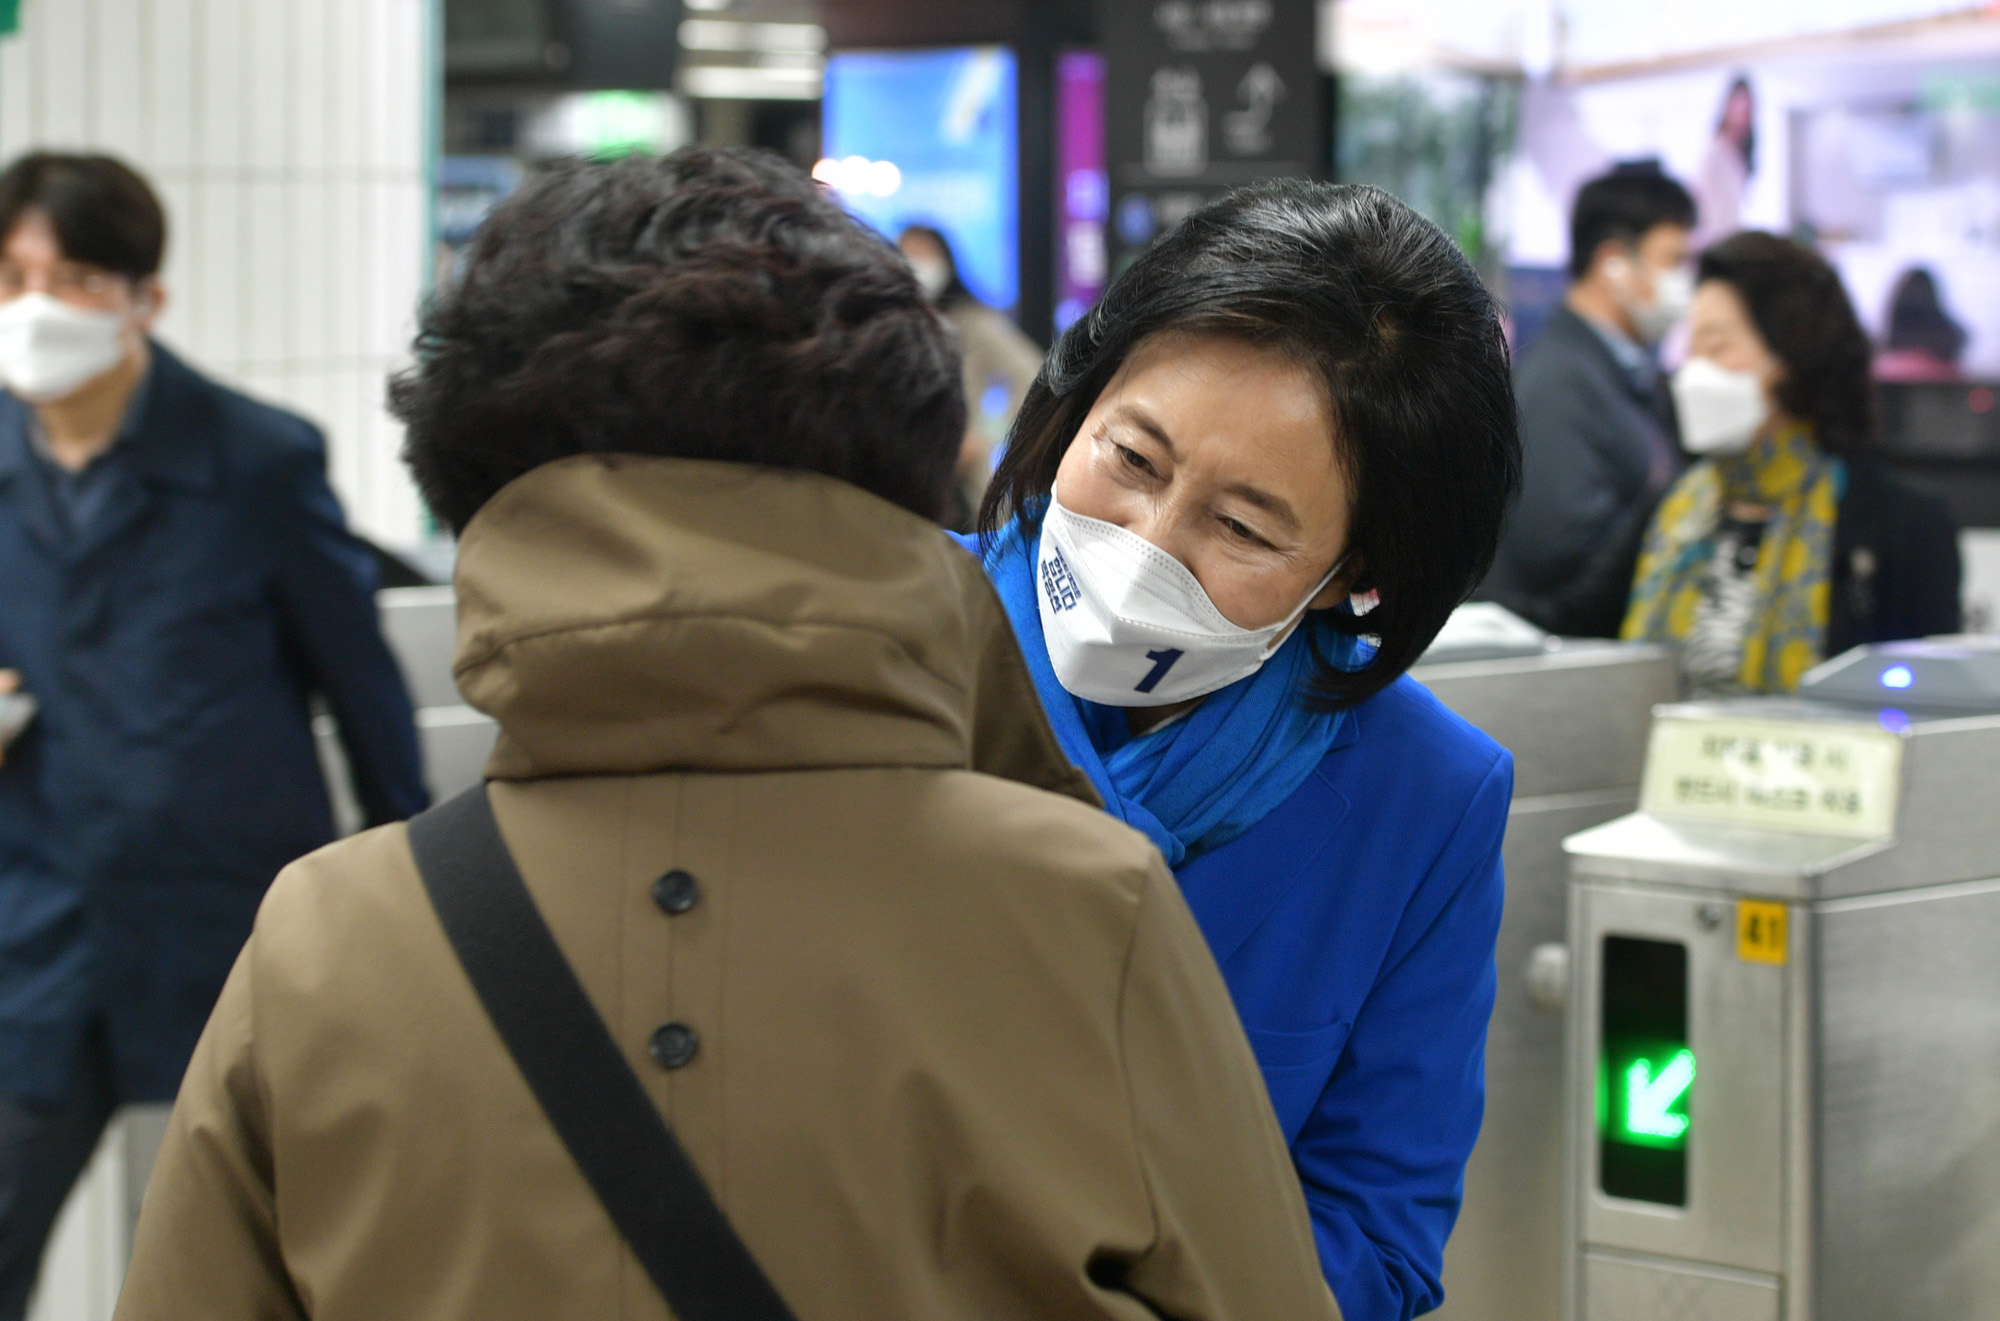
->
[[1121, 503, 1201, 573]]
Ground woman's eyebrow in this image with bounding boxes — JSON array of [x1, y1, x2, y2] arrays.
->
[[1115, 404, 1178, 457], [1224, 482, 1301, 531]]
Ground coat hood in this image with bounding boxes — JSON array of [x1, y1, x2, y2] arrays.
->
[[452, 454, 1097, 806]]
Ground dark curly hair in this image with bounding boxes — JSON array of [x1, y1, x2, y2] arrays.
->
[[1698, 231, 1875, 456], [979, 180, 1520, 712], [392, 147, 965, 532]]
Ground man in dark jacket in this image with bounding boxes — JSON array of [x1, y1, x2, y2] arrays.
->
[[1484, 164, 1697, 636], [0, 153, 427, 1319]]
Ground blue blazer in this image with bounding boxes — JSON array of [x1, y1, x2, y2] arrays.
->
[[0, 344, 428, 1106], [1178, 675, 1508, 1321]]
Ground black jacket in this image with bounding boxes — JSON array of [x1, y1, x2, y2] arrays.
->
[[1483, 305, 1682, 637], [1827, 459, 1962, 653]]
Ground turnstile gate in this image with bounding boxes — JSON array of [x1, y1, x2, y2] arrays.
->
[[1417, 607, 1678, 1321], [1561, 639, 2000, 1321], [315, 585, 498, 833]]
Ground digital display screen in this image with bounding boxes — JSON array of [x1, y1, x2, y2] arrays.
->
[[821, 47, 1019, 311], [1053, 50, 1107, 333], [1600, 935, 1692, 1206]]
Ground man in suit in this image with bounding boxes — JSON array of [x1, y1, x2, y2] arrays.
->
[[0, 152, 427, 1319], [1484, 163, 1697, 637]]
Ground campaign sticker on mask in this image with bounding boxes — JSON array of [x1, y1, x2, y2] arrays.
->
[[1041, 547, 1082, 613], [1035, 493, 1340, 707]]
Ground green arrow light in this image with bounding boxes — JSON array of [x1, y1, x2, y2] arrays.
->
[[1625, 1048, 1695, 1139]]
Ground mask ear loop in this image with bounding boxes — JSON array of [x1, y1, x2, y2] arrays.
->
[[1257, 548, 1354, 661]]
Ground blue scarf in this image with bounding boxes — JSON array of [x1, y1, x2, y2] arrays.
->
[[967, 516, 1363, 868]]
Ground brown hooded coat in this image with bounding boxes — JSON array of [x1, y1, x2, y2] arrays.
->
[[113, 455, 1339, 1321]]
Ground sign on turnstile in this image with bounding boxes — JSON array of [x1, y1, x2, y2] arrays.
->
[[1638, 714, 1903, 839]]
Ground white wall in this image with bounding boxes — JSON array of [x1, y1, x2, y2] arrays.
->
[[1964, 529, 2000, 634], [0, 0, 435, 548]]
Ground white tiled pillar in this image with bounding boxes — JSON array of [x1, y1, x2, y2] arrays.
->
[[0, 0, 436, 548], [1, 8, 437, 1317]]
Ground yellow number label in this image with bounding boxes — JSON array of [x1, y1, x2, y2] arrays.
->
[[1737, 900, 1789, 966]]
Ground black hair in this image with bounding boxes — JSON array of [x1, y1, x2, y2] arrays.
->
[[896, 224, 973, 309], [1884, 266, 1966, 364], [392, 147, 965, 532], [1568, 162, 1697, 281], [0, 152, 167, 278], [1718, 76, 1757, 175], [1698, 231, 1875, 456], [979, 180, 1520, 712]]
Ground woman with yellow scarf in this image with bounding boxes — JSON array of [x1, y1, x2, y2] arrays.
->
[[1623, 233, 1961, 693]]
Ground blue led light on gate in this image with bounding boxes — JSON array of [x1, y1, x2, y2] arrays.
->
[[1878, 664, 1914, 690], [1879, 708, 1911, 733]]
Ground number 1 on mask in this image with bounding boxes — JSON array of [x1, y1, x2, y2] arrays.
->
[[1135, 648, 1185, 694]]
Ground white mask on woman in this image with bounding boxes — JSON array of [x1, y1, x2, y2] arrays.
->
[[1036, 491, 1343, 707], [0, 292, 129, 401], [1671, 355, 1771, 455], [908, 257, 951, 303]]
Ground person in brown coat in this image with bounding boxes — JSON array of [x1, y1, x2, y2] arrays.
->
[[111, 149, 1339, 1321]]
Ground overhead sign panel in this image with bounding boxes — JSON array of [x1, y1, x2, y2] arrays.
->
[[1102, 0, 1325, 278]]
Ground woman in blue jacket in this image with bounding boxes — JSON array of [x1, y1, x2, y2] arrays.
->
[[957, 181, 1520, 1320]]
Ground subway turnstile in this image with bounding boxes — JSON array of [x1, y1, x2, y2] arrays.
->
[[315, 586, 498, 832], [1416, 609, 1677, 1321], [1561, 639, 2000, 1321]]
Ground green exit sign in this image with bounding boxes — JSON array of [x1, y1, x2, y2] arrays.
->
[[1605, 1044, 1695, 1147], [1599, 936, 1691, 1206], [0, 0, 19, 37]]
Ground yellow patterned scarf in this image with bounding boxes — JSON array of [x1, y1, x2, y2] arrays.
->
[[1621, 422, 1842, 693]]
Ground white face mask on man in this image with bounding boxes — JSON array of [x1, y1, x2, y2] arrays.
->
[[1035, 490, 1344, 707], [1604, 254, 1693, 345], [0, 292, 130, 401], [1671, 355, 1772, 455]]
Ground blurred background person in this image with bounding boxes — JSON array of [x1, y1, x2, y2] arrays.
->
[[1625, 232, 1961, 693], [1693, 76, 1756, 249], [0, 152, 425, 1320], [897, 224, 1044, 531], [1484, 163, 1696, 637], [1875, 266, 1968, 382]]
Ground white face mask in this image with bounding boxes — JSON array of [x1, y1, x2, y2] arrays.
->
[[1036, 491, 1344, 707], [1605, 255, 1692, 344], [1672, 355, 1771, 455], [0, 292, 130, 401], [908, 257, 951, 303]]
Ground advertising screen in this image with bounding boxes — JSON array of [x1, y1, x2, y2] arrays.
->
[[821, 47, 1019, 311]]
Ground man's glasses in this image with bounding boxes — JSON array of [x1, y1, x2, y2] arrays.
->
[[0, 264, 127, 303]]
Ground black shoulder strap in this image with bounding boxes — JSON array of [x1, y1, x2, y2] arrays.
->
[[406, 786, 798, 1321]]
